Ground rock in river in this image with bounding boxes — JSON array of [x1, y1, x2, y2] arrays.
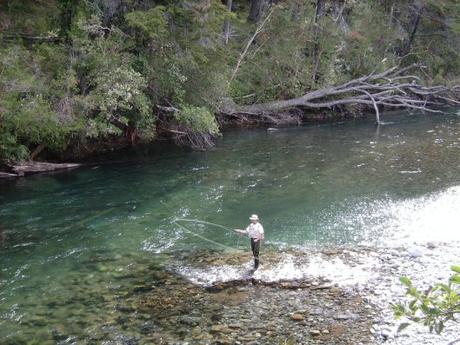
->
[[291, 313, 305, 321]]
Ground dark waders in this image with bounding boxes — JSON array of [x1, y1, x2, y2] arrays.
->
[[250, 238, 260, 269]]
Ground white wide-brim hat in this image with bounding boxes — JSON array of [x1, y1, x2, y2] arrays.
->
[[249, 214, 259, 221]]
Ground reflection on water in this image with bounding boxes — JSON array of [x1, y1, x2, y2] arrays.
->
[[1, 109, 460, 341], [305, 185, 460, 247], [330, 185, 460, 246]]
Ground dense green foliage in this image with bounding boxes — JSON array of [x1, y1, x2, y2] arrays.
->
[[394, 266, 460, 334], [1, 0, 459, 159]]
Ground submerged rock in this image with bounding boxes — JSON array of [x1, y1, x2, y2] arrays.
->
[[407, 246, 424, 258], [178, 315, 201, 327], [291, 313, 305, 321], [210, 324, 232, 333], [191, 326, 202, 337]]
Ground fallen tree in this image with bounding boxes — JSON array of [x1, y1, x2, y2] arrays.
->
[[220, 64, 460, 125]]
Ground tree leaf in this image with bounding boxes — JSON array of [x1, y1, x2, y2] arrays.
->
[[451, 266, 460, 274], [400, 276, 412, 287], [392, 303, 406, 317], [409, 300, 418, 312], [397, 322, 410, 333], [449, 275, 460, 284]]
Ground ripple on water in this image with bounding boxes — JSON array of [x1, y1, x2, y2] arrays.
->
[[173, 250, 379, 288]]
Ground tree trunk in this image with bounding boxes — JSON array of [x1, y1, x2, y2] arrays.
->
[[223, 0, 233, 44], [311, 0, 326, 83], [332, 0, 350, 34], [248, 0, 265, 22], [400, 0, 424, 56], [29, 144, 46, 161], [389, 4, 394, 25]]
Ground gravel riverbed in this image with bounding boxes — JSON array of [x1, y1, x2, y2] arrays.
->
[[3, 243, 459, 345], [170, 242, 460, 345]]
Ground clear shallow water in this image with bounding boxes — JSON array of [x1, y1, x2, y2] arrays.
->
[[1, 109, 460, 341]]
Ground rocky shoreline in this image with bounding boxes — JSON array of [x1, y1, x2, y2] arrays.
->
[[3, 243, 460, 345], [168, 244, 460, 345]]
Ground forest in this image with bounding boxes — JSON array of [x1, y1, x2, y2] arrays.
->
[[1, 0, 459, 160]]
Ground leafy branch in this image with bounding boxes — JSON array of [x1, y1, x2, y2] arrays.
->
[[393, 266, 460, 335]]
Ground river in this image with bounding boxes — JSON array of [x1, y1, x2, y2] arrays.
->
[[1, 109, 460, 344]]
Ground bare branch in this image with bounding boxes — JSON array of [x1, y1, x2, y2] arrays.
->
[[361, 89, 381, 124], [230, 8, 275, 82], [221, 64, 457, 120], [157, 105, 180, 113]]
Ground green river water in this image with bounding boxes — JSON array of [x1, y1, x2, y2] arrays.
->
[[1, 109, 460, 343]]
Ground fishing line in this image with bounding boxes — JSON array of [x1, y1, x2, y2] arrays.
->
[[175, 218, 244, 248], [174, 218, 235, 232], [173, 220, 243, 252], [60, 207, 115, 231], [174, 218, 256, 255], [172, 219, 264, 265]]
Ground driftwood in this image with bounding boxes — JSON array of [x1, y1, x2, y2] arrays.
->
[[0, 172, 18, 178], [5, 161, 81, 177], [221, 64, 460, 125]]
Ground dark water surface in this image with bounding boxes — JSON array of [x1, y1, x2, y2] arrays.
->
[[1, 109, 460, 342]]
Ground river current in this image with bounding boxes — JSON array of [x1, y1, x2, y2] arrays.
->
[[1, 109, 460, 343]]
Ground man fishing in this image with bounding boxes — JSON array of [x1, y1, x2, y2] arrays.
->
[[234, 214, 264, 269]]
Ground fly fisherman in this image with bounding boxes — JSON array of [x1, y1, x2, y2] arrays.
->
[[234, 214, 264, 269]]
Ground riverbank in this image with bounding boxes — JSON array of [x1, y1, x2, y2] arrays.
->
[[0, 108, 367, 179], [2, 106, 459, 179]]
